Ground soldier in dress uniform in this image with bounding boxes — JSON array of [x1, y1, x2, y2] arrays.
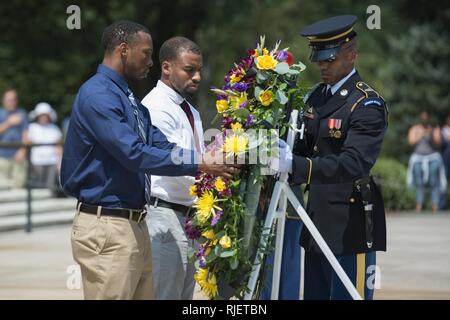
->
[[271, 15, 388, 300]]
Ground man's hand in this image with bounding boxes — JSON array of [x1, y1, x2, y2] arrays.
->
[[7, 114, 23, 127], [198, 149, 241, 179], [14, 148, 26, 162]]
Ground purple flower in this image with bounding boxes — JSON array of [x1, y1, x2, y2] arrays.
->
[[196, 244, 206, 258], [238, 101, 248, 109], [222, 116, 233, 129], [211, 210, 223, 226], [185, 219, 202, 240], [199, 257, 207, 268], [277, 50, 288, 62], [233, 82, 248, 93], [245, 114, 254, 128], [220, 188, 232, 197], [222, 83, 232, 91]]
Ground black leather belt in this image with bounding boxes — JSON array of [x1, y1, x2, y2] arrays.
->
[[149, 197, 191, 216], [77, 202, 147, 223]]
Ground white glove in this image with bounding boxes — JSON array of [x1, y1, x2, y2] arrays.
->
[[269, 139, 293, 173]]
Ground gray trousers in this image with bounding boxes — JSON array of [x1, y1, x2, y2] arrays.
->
[[146, 204, 196, 300]]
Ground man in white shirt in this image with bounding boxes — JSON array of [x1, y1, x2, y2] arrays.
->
[[141, 37, 204, 299]]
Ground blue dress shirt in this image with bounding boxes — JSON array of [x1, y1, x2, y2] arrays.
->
[[0, 108, 28, 159], [61, 64, 198, 209]]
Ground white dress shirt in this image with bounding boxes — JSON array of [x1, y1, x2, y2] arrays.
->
[[142, 80, 205, 206], [327, 68, 356, 95]]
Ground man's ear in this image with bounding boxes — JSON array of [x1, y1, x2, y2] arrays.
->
[[161, 61, 171, 76], [350, 50, 358, 64], [118, 43, 128, 57]]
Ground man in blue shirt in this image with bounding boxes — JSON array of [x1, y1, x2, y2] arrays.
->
[[61, 21, 238, 300], [0, 88, 28, 187]]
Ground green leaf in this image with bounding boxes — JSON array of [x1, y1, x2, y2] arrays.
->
[[256, 71, 268, 83], [205, 250, 217, 263], [278, 83, 287, 91], [287, 69, 300, 75], [211, 112, 221, 125], [214, 245, 222, 256], [254, 86, 262, 100], [234, 108, 250, 118], [219, 249, 237, 258], [276, 90, 289, 105], [194, 260, 200, 269], [275, 62, 289, 75], [215, 231, 226, 239], [229, 257, 239, 270], [187, 246, 197, 260]]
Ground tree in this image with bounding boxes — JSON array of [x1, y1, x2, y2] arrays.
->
[[380, 23, 450, 162]]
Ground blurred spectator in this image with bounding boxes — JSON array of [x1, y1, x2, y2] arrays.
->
[[407, 111, 447, 212], [439, 113, 450, 208], [0, 89, 28, 187], [25, 102, 63, 193]]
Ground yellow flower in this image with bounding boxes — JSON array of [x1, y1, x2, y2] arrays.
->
[[202, 273, 218, 299], [229, 93, 247, 110], [202, 229, 215, 240], [256, 54, 278, 70], [194, 268, 208, 284], [259, 89, 274, 106], [193, 191, 221, 224], [189, 185, 197, 197], [263, 48, 269, 55], [230, 73, 243, 83], [223, 134, 248, 156], [204, 247, 212, 256], [214, 177, 226, 192], [194, 268, 218, 299], [216, 100, 229, 113], [230, 122, 243, 132], [219, 235, 232, 249]]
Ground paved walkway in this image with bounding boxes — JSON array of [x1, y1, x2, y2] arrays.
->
[[0, 211, 449, 300]]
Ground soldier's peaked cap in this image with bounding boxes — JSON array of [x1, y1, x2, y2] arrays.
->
[[301, 15, 357, 62]]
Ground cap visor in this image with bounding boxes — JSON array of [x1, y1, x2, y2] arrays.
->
[[309, 47, 340, 62]]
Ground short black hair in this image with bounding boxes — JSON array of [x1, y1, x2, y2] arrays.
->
[[159, 36, 202, 64], [101, 20, 150, 53]]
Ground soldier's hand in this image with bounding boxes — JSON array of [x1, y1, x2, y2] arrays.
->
[[269, 139, 293, 173]]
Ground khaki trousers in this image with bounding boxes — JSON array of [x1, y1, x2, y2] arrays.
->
[[0, 157, 26, 188], [71, 210, 154, 300]]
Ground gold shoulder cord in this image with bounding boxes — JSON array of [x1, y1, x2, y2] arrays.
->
[[306, 157, 312, 185]]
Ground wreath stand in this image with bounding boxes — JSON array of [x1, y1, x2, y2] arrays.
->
[[244, 110, 362, 300]]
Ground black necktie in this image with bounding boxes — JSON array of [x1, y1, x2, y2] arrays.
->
[[180, 100, 201, 151], [127, 88, 152, 206], [317, 86, 332, 108], [180, 100, 195, 133], [324, 87, 332, 103]]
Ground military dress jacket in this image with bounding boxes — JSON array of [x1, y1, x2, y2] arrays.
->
[[291, 71, 388, 255]]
